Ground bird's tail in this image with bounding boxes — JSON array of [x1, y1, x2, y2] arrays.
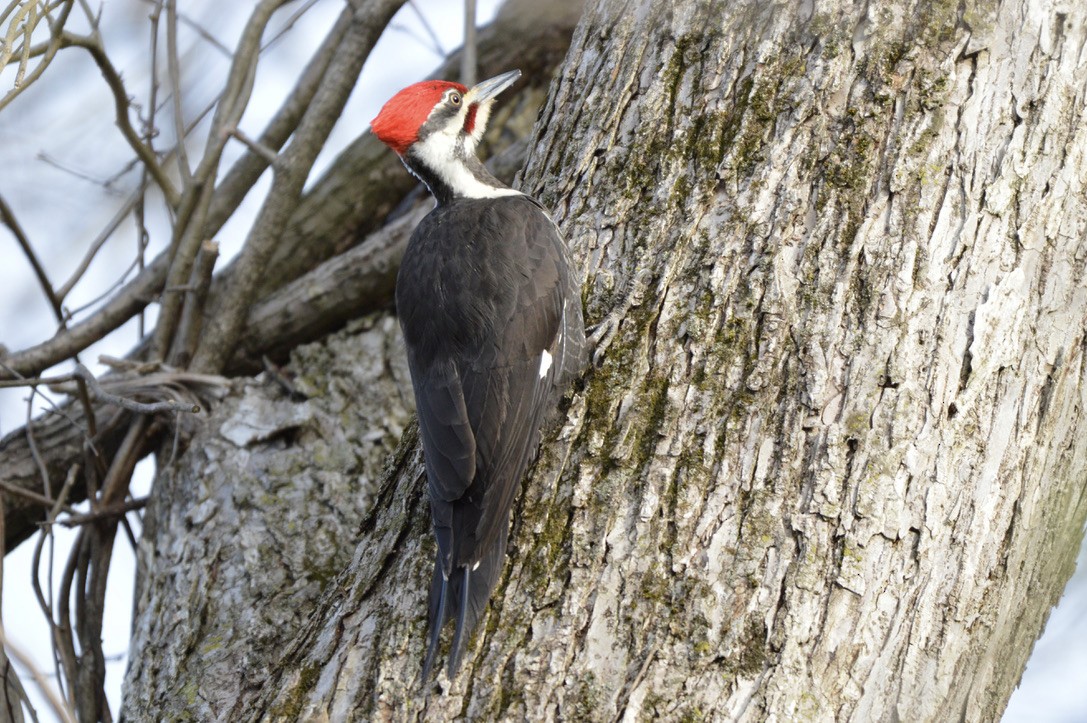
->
[[421, 530, 508, 681]]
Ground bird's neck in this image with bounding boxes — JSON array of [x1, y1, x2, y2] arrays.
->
[[404, 133, 521, 205]]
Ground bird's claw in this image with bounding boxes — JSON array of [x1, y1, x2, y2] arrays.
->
[[586, 314, 621, 367]]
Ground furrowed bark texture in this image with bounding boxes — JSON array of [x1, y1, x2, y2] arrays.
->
[[129, 0, 1087, 720], [121, 315, 413, 720]]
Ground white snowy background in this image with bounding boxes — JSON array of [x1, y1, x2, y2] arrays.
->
[[0, 1, 1081, 720]]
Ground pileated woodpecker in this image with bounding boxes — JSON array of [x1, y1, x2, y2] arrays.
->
[[371, 69, 586, 680]]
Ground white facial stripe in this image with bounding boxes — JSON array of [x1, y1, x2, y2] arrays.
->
[[539, 349, 553, 379], [412, 130, 522, 199], [468, 100, 492, 146]]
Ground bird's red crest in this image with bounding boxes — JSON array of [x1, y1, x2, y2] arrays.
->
[[371, 80, 468, 155]]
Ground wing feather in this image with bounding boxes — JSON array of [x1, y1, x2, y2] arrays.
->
[[397, 195, 586, 677]]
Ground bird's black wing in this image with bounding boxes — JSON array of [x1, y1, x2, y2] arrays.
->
[[397, 195, 584, 678], [400, 197, 566, 560]]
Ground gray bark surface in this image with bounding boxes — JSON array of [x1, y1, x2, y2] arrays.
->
[[123, 0, 1087, 721], [122, 316, 413, 720]]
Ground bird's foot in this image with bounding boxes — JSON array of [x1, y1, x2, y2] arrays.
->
[[586, 313, 622, 367]]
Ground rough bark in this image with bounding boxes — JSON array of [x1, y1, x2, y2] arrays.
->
[[122, 315, 413, 720], [124, 0, 1087, 721]]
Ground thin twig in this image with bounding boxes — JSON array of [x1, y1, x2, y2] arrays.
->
[[1, 367, 196, 413], [63, 254, 143, 318], [73, 364, 200, 414], [48, 465, 80, 523], [59, 30, 180, 207], [394, 0, 445, 58], [0, 0, 26, 29], [28, 460, 78, 711], [136, 0, 160, 343], [34, 152, 127, 192], [0, 373, 74, 390], [30, 526, 61, 702], [226, 127, 279, 165], [24, 391, 52, 506], [0, 0, 42, 69], [0, 0, 74, 113], [135, 0, 230, 56], [0, 480, 75, 514], [165, 0, 191, 183], [0, 250, 170, 380], [263, 0, 322, 51], [60, 497, 146, 527], [0, 627, 75, 723], [0, 194, 63, 321], [37, 398, 100, 458], [169, 239, 219, 367], [56, 185, 148, 301]]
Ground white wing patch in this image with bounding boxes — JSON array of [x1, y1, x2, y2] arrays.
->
[[539, 349, 553, 379]]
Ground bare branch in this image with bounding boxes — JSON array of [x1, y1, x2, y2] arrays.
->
[[0, 251, 169, 381], [191, 0, 408, 373], [48, 464, 79, 521], [0, 0, 25, 28], [203, 8, 353, 237], [168, 239, 218, 367], [1, 627, 75, 723], [164, 0, 191, 183], [263, 0, 323, 50], [0, 0, 74, 112], [72, 364, 199, 415], [59, 497, 145, 528], [0, 0, 42, 68], [404, 0, 445, 58], [226, 127, 278, 166], [59, 30, 180, 207], [13, 0, 35, 87], [55, 189, 144, 302], [150, 0, 292, 362], [137, 1, 161, 341], [237, 200, 418, 365], [461, 0, 476, 86], [22, 392, 52, 506], [34, 151, 127, 190], [0, 479, 74, 513], [136, 0, 230, 56], [0, 193, 62, 322]]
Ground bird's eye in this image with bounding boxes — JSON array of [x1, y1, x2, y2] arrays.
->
[[449, 92, 462, 105]]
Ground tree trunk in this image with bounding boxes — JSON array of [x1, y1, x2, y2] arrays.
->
[[125, 0, 1087, 720]]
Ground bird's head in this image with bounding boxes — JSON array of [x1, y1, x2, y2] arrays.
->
[[371, 69, 522, 203], [371, 69, 521, 157]]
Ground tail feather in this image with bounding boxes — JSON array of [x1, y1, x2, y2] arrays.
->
[[421, 530, 509, 681], [446, 566, 473, 676], [422, 558, 448, 683]]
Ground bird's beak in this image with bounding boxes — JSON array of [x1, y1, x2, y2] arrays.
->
[[465, 69, 521, 105]]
